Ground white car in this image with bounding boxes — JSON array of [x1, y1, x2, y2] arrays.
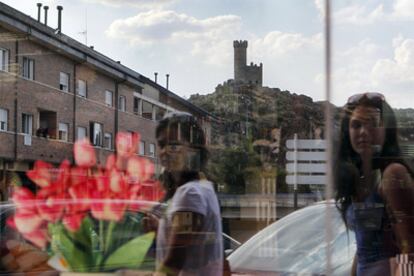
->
[[228, 201, 356, 275]]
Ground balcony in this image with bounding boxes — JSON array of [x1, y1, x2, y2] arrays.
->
[[17, 134, 72, 164], [0, 131, 15, 159], [37, 110, 57, 139]]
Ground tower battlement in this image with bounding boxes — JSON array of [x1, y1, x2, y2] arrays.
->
[[233, 40, 263, 86], [249, 62, 263, 68], [233, 40, 248, 48]]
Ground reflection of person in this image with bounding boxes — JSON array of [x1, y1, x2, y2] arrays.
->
[[335, 93, 414, 276], [155, 112, 223, 276]]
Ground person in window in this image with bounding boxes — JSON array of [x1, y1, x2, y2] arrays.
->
[[335, 93, 414, 276], [155, 112, 223, 276]]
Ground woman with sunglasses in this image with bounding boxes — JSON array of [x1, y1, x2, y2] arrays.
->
[[154, 112, 223, 276], [335, 93, 414, 276]]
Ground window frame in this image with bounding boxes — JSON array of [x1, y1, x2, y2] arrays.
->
[[139, 140, 145, 155], [142, 100, 154, 120], [22, 113, 33, 135], [22, 57, 34, 80], [59, 72, 70, 92], [118, 95, 126, 112], [149, 143, 156, 157], [58, 123, 69, 142], [133, 97, 142, 115], [105, 90, 113, 107], [77, 126, 87, 140], [0, 48, 9, 72], [77, 79, 87, 97], [90, 122, 103, 147], [104, 132, 113, 150], [0, 108, 8, 131]]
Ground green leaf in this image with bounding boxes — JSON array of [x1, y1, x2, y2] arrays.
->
[[103, 231, 155, 271], [67, 216, 94, 249], [50, 223, 94, 272], [89, 221, 102, 270], [106, 212, 144, 254]]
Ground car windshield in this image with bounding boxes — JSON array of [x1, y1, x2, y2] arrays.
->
[[228, 202, 356, 275]]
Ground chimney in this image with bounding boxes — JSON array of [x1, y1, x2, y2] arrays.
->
[[43, 6, 49, 25], [154, 72, 158, 84], [166, 74, 170, 90], [90, 46, 94, 49], [37, 3, 42, 22], [57, 6, 63, 33]]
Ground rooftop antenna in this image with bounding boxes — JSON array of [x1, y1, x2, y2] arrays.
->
[[43, 6, 49, 26], [57, 5, 63, 34], [36, 3, 42, 22], [78, 8, 88, 45]]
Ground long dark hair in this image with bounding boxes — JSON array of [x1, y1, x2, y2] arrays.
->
[[334, 93, 413, 225], [156, 112, 208, 201]]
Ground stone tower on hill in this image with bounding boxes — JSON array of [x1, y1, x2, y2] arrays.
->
[[233, 40, 263, 86]]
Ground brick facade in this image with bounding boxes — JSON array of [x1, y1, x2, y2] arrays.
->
[[0, 3, 211, 198]]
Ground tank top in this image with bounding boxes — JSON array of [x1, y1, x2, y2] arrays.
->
[[346, 187, 399, 275]]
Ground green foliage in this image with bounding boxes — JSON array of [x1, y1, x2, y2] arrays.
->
[[49, 214, 155, 272], [49, 222, 92, 272], [208, 138, 262, 194], [104, 232, 155, 270]]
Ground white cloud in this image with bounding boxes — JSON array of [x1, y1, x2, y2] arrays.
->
[[314, 0, 324, 19], [252, 31, 322, 58], [392, 0, 414, 19], [319, 0, 414, 25], [249, 31, 324, 99], [334, 4, 385, 25], [328, 39, 383, 104], [82, 0, 176, 9], [324, 37, 414, 107], [372, 38, 414, 85], [106, 10, 241, 66]]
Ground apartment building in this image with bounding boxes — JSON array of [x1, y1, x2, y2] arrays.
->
[[0, 2, 211, 197]]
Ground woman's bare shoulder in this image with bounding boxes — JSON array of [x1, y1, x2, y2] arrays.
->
[[382, 163, 412, 189], [383, 163, 410, 178]]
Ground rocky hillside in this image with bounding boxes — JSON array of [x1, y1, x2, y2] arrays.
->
[[190, 82, 327, 147], [189, 82, 414, 194], [189, 82, 328, 193]]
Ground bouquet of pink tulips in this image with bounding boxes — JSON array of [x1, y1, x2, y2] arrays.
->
[[6, 132, 164, 272]]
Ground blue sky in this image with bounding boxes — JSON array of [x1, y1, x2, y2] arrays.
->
[[3, 0, 414, 108]]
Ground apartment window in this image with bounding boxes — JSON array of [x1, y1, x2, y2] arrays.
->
[[133, 97, 141, 115], [77, 79, 87, 97], [22, 114, 33, 135], [59, 72, 70, 92], [139, 141, 145, 155], [149, 143, 156, 157], [58, 123, 69, 141], [77, 126, 87, 140], [142, 100, 153, 120], [0, 108, 8, 131], [22, 57, 34, 80], [105, 90, 113, 107], [118, 95, 126, 112], [38, 110, 57, 139], [155, 106, 166, 121], [104, 133, 112, 150], [0, 48, 9, 71], [90, 122, 103, 146]]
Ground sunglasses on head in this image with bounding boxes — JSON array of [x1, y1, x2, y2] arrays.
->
[[347, 92, 385, 105]]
